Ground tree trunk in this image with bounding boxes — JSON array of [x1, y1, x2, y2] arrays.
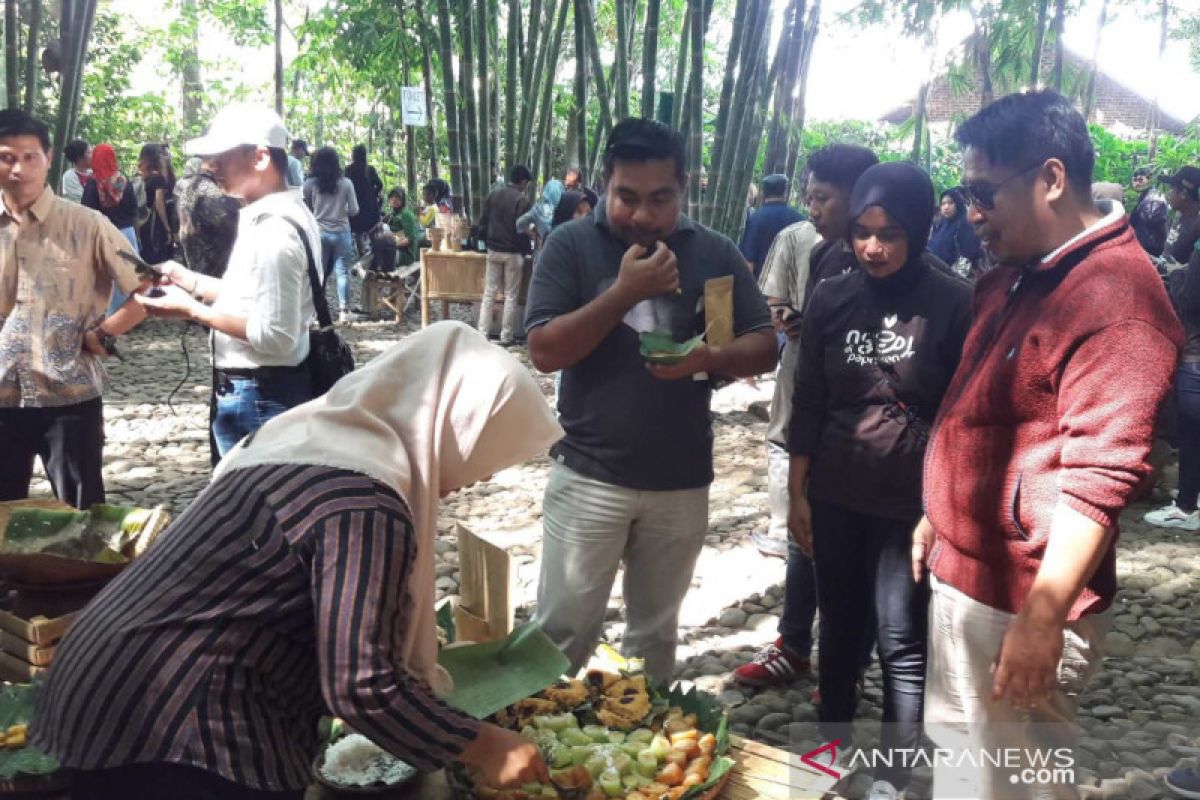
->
[[1028, 0, 1048, 88], [708, 0, 768, 228], [50, 0, 96, 191], [505, 0, 518, 165], [707, 0, 749, 218], [533, 0, 572, 180], [640, 0, 660, 118], [720, 26, 776, 237], [1081, 0, 1108, 122], [476, 0, 491, 194], [764, 0, 804, 175], [910, 80, 928, 164], [274, 0, 284, 114], [517, 0, 555, 166], [521, 0, 542, 100], [180, 0, 203, 133], [1147, 0, 1169, 163], [435, 0, 466, 211], [459, 0, 479, 218], [578, 0, 615, 137], [670, 3, 689, 130], [573, 0, 587, 170], [420, 16, 440, 179], [4, 0, 17, 109], [1051, 0, 1066, 92], [23, 0, 41, 112], [783, 0, 819, 185], [614, 0, 629, 118], [686, 0, 703, 218], [676, 0, 713, 144]]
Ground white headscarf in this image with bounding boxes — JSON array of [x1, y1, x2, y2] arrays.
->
[[215, 321, 563, 693]]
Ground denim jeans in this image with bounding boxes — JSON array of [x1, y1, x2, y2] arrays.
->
[[320, 228, 355, 311], [811, 498, 926, 791], [1176, 362, 1200, 512], [212, 369, 312, 458]]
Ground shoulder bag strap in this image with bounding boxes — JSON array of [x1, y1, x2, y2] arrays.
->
[[256, 212, 332, 329]]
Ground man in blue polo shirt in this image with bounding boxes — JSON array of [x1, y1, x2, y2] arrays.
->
[[739, 173, 804, 279], [525, 118, 777, 683]]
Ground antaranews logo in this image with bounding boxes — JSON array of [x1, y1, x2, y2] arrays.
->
[[798, 740, 1076, 787], [800, 739, 843, 779]]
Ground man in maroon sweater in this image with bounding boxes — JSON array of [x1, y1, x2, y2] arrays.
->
[[912, 91, 1182, 799]]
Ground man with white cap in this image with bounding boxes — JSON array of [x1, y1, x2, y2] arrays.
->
[[138, 103, 323, 460]]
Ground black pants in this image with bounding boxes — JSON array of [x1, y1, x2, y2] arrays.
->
[[0, 398, 105, 509], [71, 762, 303, 800], [811, 498, 928, 790]]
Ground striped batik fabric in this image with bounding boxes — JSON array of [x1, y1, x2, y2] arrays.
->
[[31, 464, 480, 792]]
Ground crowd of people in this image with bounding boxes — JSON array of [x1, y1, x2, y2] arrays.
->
[[0, 88, 1198, 800]]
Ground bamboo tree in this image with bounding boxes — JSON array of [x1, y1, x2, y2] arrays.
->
[[1050, 0, 1065, 91], [274, 0, 284, 114], [459, 0, 480, 217], [23, 0, 41, 112], [1028, 0, 1048, 88], [435, 0, 466, 210], [4, 0, 17, 109], [764, 0, 804, 175], [706, 0, 750, 220], [784, 0, 820, 184], [640, 0, 660, 118], [1081, 0, 1109, 122], [676, 0, 713, 143], [533, 0, 572, 180], [614, 0, 630, 118], [521, 0, 543, 99], [419, 16, 440, 179], [51, 0, 97, 190], [670, 4, 689, 129], [470, 0, 484, 191], [720, 28, 776, 237], [505, 0, 518, 163], [573, 0, 587, 168], [577, 0, 614, 136], [517, 0, 558, 165], [1147, 0, 1169, 163], [686, 0, 703, 219], [708, 0, 769, 228], [180, 0, 203, 133]]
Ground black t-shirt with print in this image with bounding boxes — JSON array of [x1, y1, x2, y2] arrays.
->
[[789, 258, 972, 520]]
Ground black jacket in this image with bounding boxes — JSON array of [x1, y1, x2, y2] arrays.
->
[[479, 185, 532, 254]]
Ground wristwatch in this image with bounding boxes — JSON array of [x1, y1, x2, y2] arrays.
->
[[90, 325, 119, 358]]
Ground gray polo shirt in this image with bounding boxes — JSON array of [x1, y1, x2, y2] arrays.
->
[[525, 200, 772, 490]]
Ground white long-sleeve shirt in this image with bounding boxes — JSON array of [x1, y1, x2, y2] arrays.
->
[[212, 190, 322, 369]]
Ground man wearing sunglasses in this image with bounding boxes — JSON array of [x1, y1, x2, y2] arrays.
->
[[911, 91, 1183, 799]]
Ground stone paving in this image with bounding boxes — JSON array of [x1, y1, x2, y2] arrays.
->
[[29, 315, 1200, 800]]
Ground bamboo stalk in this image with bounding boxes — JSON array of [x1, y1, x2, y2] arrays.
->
[[22, 0, 40, 112], [4, 0, 17, 109], [573, 0, 587, 169], [670, 3, 689, 130], [476, 0, 491, 193], [517, 0, 557, 166], [435, 0, 466, 210], [533, 0, 572, 180], [1028, 0, 1048, 88], [459, 0, 480, 218], [640, 0, 660, 118], [505, 0, 519, 163], [578, 0, 615, 136], [614, 0, 629, 118], [686, 0, 703, 219]]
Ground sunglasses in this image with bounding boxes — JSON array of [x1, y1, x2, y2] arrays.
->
[[959, 163, 1044, 211]]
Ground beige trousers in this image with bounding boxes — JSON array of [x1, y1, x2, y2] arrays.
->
[[479, 251, 524, 343], [924, 576, 1110, 800]]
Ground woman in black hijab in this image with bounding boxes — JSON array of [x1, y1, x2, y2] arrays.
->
[[927, 187, 982, 278], [550, 190, 594, 229], [787, 162, 973, 798]]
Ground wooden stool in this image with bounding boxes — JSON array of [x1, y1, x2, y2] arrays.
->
[[361, 271, 406, 320]]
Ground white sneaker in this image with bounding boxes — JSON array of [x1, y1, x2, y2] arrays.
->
[[1144, 503, 1200, 530], [867, 780, 901, 800], [338, 309, 367, 324]]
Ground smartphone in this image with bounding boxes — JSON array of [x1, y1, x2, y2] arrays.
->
[[117, 250, 165, 284]]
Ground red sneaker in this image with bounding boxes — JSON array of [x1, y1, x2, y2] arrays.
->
[[733, 638, 811, 687]]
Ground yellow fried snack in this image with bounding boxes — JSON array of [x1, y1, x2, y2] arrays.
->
[[585, 669, 622, 695], [541, 679, 590, 710], [607, 675, 648, 697], [595, 705, 643, 730], [603, 691, 651, 721], [512, 697, 560, 727]]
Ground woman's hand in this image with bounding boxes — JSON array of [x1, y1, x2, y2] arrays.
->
[[788, 495, 814, 557], [460, 724, 549, 787]]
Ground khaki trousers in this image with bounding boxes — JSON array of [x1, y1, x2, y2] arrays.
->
[[479, 251, 523, 343], [925, 576, 1110, 800]]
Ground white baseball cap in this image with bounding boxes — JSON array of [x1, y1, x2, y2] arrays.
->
[[184, 103, 290, 156]]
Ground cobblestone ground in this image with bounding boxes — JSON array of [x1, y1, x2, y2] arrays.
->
[[31, 317, 1200, 800]]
